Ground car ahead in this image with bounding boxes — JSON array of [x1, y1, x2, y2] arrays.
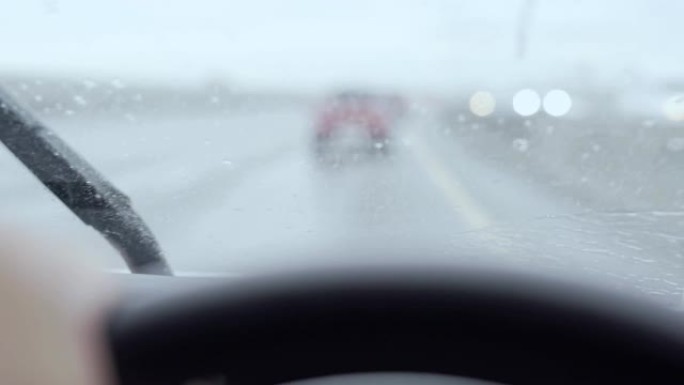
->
[[313, 91, 395, 161]]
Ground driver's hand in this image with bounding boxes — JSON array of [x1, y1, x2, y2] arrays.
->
[[0, 230, 115, 385]]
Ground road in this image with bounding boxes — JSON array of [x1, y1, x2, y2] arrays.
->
[[2, 103, 684, 305]]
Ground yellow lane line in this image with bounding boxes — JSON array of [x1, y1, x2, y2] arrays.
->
[[409, 134, 492, 230]]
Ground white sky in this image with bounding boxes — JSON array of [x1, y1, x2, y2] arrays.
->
[[2, 0, 683, 90]]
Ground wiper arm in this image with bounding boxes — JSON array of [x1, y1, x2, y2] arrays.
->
[[0, 89, 172, 275]]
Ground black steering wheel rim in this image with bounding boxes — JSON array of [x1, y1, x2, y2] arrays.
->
[[108, 267, 684, 385]]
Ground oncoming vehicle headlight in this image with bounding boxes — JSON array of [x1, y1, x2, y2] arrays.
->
[[469, 91, 496, 117], [512, 89, 541, 117], [542, 89, 572, 117]]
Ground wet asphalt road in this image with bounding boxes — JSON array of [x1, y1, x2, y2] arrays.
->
[[2, 105, 684, 305]]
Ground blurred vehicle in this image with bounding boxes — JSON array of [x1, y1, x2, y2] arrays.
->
[[375, 93, 409, 122], [313, 91, 395, 160]]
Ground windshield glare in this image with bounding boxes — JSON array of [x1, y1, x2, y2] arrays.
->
[[2, 0, 684, 304]]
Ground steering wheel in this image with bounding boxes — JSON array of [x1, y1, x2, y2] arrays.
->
[[107, 267, 684, 385]]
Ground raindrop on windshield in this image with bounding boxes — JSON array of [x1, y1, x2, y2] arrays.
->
[[512, 138, 529, 152], [642, 119, 656, 128], [110, 79, 126, 89], [73, 95, 87, 106], [82, 79, 98, 89], [666, 138, 684, 152]]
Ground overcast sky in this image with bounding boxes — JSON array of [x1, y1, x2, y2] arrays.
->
[[2, 0, 683, 90]]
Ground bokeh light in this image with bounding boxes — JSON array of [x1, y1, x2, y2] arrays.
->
[[663, 94, 684, 121], [512, 89, 541, 117], [543, 89, 572, 117], [469, 91, 496, 117]]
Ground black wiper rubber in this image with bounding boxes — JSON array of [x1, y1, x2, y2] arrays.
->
[[0, 89, 172, 275]]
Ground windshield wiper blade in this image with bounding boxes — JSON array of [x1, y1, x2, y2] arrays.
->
[[0, 89, 172, 275]]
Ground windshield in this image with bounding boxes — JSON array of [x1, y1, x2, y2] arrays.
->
[[3, 1, 684, 302]]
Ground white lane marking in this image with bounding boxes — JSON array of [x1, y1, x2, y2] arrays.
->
[[408, 134, 492, 230]]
